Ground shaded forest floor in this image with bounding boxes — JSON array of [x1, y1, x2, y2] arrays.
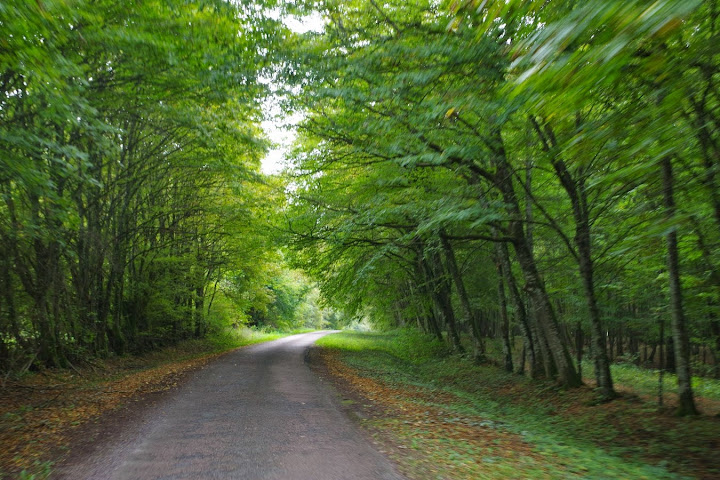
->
[[3, 329, 718, 479], [0, 328, 288, 479], [311, 331, 720, 480]]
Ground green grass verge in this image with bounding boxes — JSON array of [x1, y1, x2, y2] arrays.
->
[[130, 325, 312, 363], [604, 363, 720, 402], [318, 330, 717, 480], [204, 326, 295, 351]]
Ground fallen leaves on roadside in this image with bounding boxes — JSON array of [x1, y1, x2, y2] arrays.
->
[[311, 348, 545, 479], [0, 352, 222, 475], [312, 347, 720, 480]]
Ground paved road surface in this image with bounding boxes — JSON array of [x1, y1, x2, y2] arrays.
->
[[56, 332, 404, 480]]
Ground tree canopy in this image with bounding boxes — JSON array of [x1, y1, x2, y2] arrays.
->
[[280, 0, 720, 415], [2, 0, 719, 417], [0, 0, 304, 369]]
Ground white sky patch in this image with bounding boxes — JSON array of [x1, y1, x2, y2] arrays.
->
[[261, 11, 324, 175], [284, 12, 324, 34], [261, 109, 304, 174]]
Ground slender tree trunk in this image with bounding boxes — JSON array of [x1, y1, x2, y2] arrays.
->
[[491, 146, 580, 387], [1, 255, 24, 353], [206, 276, 221, 317], [195, 286, 206, 337], [440, 233, 483, 360], [414, 253, 443, 341], [659, 318, 665, 408], [525, 159, 533, 252], [661, 157, 699, 416], [616, 326, 624, 358], [32, 194, 65, 368], [629, 333, 639, 363], [425, 246, 463, 353], [578, 230, 615, 399], [710, 316, 720, 378], [497, 241, 539, 377], [648, 342, 657, 366], [530, 118, 614, 398], [575, 323, 584, 379], [665, 335, 676, 372], [496, 258, 514, 372]]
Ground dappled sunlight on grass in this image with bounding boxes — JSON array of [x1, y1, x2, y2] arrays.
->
[[316, 328, 448, 364]]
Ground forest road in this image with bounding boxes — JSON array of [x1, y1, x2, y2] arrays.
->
[[55, 331, 405, 480]]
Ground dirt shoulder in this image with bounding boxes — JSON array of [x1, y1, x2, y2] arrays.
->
[[0, 349, 226, 478], [306, 347, 546, 480], [307, 345, 720, 480]]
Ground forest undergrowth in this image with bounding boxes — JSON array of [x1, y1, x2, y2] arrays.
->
[[0, 327, 290, 479], [312, 330, 720, 480]]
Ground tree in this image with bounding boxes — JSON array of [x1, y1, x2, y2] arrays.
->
[[0, 0, 281, 370], [281, 0, 719, 405]]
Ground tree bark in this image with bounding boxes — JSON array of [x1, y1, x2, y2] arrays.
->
[[496, 241, 540, 377], [530, 118, 614, 399], [490, 145, 581, 387], [496, 255, 514, 373], [440, 233, 483, 360], [661, 157, 699, 416], [425, 245, 464, 353], [414, 251, 443, 341]]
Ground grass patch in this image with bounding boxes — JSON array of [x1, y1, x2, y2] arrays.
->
[[603, 363, 720, 403], [316, 328, 448, 364], [316, 329, 720, 480], [204, 326, 292, 351]]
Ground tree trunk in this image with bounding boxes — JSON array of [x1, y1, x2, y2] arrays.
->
[[497, 241, 539, 377], [497, 260, 514, 373], [659, 318, 665, 408], [661, 157, 698, 416], [440, 233, 483, 360], [425, 246, 463, 353], [710, 316, 720, 378], [195, 285, 206, 337], [647, 342, 657, 366], [414, 253, 443, 341], [530, 118, 614, 398], [575, 323, 584, 379], [665, 335, 676, 372], [491, 149, 581, 387], [616, 326, 624, 358]]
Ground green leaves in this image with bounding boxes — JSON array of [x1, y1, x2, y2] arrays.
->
[[279, 0, 720, 396], [504, 0, 702, 112], [0, 0, 284, 367]]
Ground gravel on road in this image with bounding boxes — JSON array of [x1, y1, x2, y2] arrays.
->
[[55, 331, 405, 480]]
